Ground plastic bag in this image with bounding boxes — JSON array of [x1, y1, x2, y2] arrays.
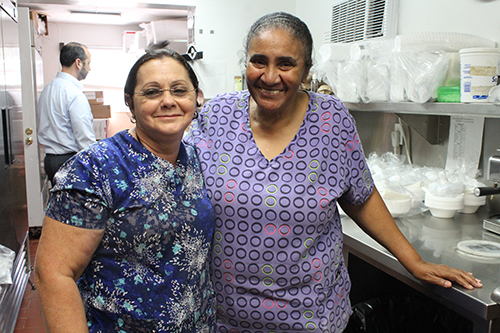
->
[[487, 85, 500, 105], [0, 244, 15, 285], [394, 50, 449, 103], [423, 169, 465, 197], [367, 153, 429, 217]]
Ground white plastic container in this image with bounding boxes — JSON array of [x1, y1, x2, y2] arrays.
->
[[424, 192, 464, 219], [458, 191, 486, 214], [459, 48, 500, 103], [381, 189, 412, 218]]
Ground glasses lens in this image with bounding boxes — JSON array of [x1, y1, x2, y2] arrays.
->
[[170, 88, 190, 98], [142, 88, 163, 99]]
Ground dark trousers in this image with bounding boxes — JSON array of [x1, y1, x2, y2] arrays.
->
[[44, 152, 76, 184]]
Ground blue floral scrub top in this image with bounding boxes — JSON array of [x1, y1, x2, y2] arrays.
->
[[46, 130, 215, 333], [185, 91, 374, 333]]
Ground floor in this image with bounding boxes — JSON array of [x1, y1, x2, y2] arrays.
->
[[13, 237, 47, 333]]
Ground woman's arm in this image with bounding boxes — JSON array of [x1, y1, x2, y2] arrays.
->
[[35, 216, 105, 332], [339, 187, 482, 289]]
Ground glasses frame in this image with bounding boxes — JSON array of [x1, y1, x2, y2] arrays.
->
[[134, 87, 196, 100]]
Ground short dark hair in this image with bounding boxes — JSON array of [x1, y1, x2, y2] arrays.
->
[[124, 48, 200, 107], [243, 12, 313, 70], [60, 42, 88, 67]]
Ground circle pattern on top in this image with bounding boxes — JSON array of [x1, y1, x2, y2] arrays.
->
[[186, 91, 373, 332]]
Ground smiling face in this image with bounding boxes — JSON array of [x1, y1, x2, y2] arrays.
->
[[245, 28, 309, 115], [129, 57, 201, 144]]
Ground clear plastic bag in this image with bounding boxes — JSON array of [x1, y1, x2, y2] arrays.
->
[[368, 153, 429, 217], [0, 244, 15, 285], [314, 33, 495, 104]]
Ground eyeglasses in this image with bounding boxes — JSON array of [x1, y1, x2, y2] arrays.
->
[[134, 87, 196, 100]]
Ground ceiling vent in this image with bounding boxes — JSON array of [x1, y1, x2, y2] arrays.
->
[[330, 0, 398, 44]]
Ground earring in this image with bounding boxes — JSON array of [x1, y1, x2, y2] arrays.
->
[[130, 115, 137, 124], [193, 111, 199, 119]]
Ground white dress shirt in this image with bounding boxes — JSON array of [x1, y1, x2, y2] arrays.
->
[[38, 71, 96, 154]]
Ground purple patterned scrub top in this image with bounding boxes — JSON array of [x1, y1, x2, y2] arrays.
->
[[185, 90, 374, 333]]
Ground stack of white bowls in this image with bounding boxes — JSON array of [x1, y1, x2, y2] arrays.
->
[[424, 192, 464, 218], [382, 189, 412, 218], [458, 189, 486, 214]]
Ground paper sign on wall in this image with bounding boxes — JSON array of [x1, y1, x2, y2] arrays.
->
[[445, 116, 485, 175]]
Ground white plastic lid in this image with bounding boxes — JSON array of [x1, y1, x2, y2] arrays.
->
[[456, 240, 500, 258]]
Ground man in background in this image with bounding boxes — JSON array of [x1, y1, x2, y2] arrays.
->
[[38, 42, 96, 185]]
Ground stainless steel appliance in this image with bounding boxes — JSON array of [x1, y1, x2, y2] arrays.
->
[[0, 3, 31, 333], [475, 154, 500, 235]]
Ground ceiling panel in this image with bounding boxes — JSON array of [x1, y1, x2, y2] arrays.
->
[[17, 1, 190, 26]]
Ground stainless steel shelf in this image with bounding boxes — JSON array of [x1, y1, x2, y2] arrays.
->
[[344, 102, 500, 118]]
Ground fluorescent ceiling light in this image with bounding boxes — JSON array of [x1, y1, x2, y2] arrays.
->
[[70, 10, 123, 23], [70, 10, 122, 17], [74, 0, 135, 7]]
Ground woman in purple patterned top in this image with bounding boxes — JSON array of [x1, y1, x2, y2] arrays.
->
[[185, 12, 482, 333]]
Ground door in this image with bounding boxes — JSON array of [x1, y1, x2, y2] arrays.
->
[[18, 7, 45, 228]]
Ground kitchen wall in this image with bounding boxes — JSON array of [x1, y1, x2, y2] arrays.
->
[[176, 0, 296, 96], [297, 0, 500, 52], [40, 0, 295, 94], [36, 0, 500, 183], [41, 22, 140, 83], [38, 0, 296, 135], [40, 0, 500, 90], [296, 0, 500, 195], [40, 20, 145, 134]]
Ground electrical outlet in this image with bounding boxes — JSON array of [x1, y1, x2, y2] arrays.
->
[[394, 123, 404, 145]]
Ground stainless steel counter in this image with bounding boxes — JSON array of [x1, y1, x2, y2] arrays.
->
[[342, 208, 500, 333]]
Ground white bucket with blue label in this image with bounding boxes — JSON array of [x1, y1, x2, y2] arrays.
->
[[459, 47, 500, 103]]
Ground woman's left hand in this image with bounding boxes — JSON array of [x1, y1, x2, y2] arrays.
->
[[409, 260, 482, 290]]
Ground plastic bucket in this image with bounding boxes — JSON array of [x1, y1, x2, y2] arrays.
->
[[459, 48, 500, 102]]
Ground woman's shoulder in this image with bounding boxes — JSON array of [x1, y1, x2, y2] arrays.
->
[[306, 91, 358, 129], [73, 130, 133, 166], [307, 90, 343, 105], [307, 91, 350, 114], [205, 90, 249, 106], [54, 130, 138, 188]]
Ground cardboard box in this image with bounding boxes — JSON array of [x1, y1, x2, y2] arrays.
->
[[91, 104, 111, 119], [92, 119, 109, 141], [84, 91, 104, 105]]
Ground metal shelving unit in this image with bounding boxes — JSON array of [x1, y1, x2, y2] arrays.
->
[[344, 102, 500, 118]]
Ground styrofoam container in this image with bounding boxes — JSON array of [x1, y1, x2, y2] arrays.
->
[[382, 190, 412, 218], [405, 183, 425, 202], [424, 192, 464, 219], [459, 48, 500, 103], [458, 192, 486, 214]]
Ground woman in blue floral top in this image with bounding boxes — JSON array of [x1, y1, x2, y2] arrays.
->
[[35, 49, 215, 333]]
